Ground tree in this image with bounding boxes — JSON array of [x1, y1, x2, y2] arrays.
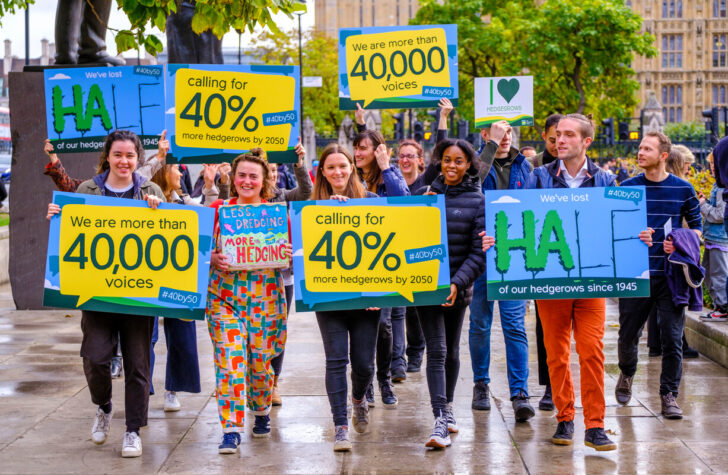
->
[[253, 28, 345, 136], [411, 0, 656, 129], [0, 0, 30, 25]]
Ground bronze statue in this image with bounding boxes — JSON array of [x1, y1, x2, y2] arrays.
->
[[54, 0, 125, 65], [166, 1, 222, 64]]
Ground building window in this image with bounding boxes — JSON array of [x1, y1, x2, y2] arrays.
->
[[715, 0, 727, 17], [663, 0, 682, 17], [663, 85, 682, 122], [714, 35, 727, 67], [662, 34, 683, 68]]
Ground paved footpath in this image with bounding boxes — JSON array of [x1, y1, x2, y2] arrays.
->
[[0, 283, 727, 474]]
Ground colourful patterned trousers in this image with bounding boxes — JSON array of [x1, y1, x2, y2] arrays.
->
[[206, 267, 287, 433]]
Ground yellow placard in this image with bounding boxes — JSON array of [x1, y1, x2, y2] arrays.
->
[[58, 205, 199, 306], [345, 28, 450, 107], [301, 205, 442, 301], [175, 69, 294, 150]]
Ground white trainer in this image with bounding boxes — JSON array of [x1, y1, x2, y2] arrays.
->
[[121, 431, 142, 458], [91, 406, 112, 444], [164, 391, 181, 412]]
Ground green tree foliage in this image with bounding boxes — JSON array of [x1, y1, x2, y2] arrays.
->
[[411, 0, 656, 129], [253, 28, 346, 136], [114, 0, 306, 56], [664, 121, 707, 141], [0, 0, 30, 26]]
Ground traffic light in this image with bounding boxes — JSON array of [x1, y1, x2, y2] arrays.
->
[[393, 113, 405, 141], [457, 120, 469, 140], [413, 121, 425, 142], [428, 108, 441, 143], [618, 121, 629, 141], [703, 107, 720, 145], [602, 117, 615, 146]]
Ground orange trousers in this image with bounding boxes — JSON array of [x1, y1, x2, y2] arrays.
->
[[536, 298, 606, 429]]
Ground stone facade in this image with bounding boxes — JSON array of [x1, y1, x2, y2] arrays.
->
[[315, 0, 420, 38]]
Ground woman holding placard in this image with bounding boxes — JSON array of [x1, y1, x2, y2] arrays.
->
[[46, 130, 166, 458], [414, 138, 485, 449], [311, 143, 380, 452], [206, 153, 291, 454]]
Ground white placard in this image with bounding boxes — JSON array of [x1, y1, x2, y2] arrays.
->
[[474, 76, 534, 128]]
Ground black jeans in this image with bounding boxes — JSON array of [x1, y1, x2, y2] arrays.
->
[[618, 275, 686, 396], [535, 305, 550, 386], [376, 307, 394, 383], [405, 306, 425, 366], [80, 310, 154, 432], [417, 304, 467, 417], [315, 309, 380, 427], [150, 317, 201, 394], [390, 307, 407, 373], [271, 284, 294, 376]]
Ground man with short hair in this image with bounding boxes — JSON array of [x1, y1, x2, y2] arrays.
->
[[469, 120, 534, 422], [527, 114, 621, 451], [530, 114, 563, 168], [615, 131, 702, 420]]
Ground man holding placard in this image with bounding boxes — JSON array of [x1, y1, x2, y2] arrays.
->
[[469, 119, 535, 422]]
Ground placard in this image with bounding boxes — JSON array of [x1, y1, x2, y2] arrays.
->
[[219, 203, 289, 270], [44, 192, 214, 320], [484, 187, 650, 300], [44, 66, 165, 153], [338, 25, 458, 110], [165, 64, 300, 164], [474, 76, 534, 128], [290, 196, 451, 312]]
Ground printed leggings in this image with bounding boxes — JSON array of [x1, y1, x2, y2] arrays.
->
[[206, 268, 287, 433]]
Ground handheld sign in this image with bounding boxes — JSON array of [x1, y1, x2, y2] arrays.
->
[[484, 187, 649, 300], [338, 25, 458, 110], [474, 76, 534, 128], [219, 203, 289, 270], [290, 196, 451, 312], [44, 192, 214, 320], [44, 66, 165, 153], [165, 64, 300, 164]]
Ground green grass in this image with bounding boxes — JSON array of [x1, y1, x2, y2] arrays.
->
[[0, 213, 8, 227]]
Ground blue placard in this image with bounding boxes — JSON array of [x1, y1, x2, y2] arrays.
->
[[43, 191, 214, 320], [484, 187, 650, 300], [44, 66, 165, 153]]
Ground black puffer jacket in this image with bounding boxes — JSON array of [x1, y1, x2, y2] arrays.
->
[[416, 173, 486, 306]]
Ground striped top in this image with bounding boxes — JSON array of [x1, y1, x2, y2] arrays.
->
[[621, 173, 702, 275]]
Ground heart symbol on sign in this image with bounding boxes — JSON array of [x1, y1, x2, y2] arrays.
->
[[497, 78, 520, 103]]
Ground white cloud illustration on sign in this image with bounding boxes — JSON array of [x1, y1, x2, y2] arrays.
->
[[490, 195, 521, 204], [48, 73, 71, 80]]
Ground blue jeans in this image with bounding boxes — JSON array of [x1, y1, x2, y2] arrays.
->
[[389, 307, 406, 373], [468, 274, 529, 398]]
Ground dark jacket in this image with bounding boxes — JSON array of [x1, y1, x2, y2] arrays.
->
[[530, 149, 558, 168], [528, 158, 616, 189], [415, 173, 485, 306], [665, 228, 705, 311], [271, 164, 313, 203], [375, 166, 410, 197], [477, 143, 531, 191]]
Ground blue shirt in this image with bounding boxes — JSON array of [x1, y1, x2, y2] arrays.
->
[[621, 173, 702, 275]]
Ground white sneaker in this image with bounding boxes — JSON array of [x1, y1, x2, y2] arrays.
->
[[91, 406, 112, 444], [164, 391, 181, 412], [121, 431, 142, 458]]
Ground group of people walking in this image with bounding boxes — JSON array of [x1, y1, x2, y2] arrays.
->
[[43, 99, 708, 457]]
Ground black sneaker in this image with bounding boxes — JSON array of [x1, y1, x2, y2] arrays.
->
[[425, 414, 451, 449], [472, 381, 490, 411], [365, 383, 375, 407], [649, 346, 662, 357], [391, 367, 407, 383], [512, 392, 535, 422], [406, 360, 421, 373], [615, 372, 633, 406], [539, 384, 555, 411], [379, 381, 398, 407], [584, 427, 617, 451], [683, 346, 699, 359], [551, 420, 574, 445], [252, 415, 271, 438]]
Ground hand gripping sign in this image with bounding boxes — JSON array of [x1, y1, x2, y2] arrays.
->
[[218, 203, 289, 270], [44, 192, 214, 320], [165, 64, 300, 164], [484, 187, 650, 301], [290, 196, 451, 312], [338, 25, 458, 110]]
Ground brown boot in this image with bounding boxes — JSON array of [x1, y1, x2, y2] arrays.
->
[[272, 375, 282, 406]]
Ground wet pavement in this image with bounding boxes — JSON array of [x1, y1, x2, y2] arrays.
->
[[0, 283, 727, 474]]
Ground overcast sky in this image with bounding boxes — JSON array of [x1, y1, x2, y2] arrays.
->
[[1, 0, 315, 59]]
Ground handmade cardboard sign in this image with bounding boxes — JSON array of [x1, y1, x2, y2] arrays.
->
[[474, 76, 534, 128], [218, 203, 289, 270], [44, 66, 165, 153], [484, 187, 650, 300], [338, 25, 458, 110], [290, 196, 451, 312], [165, 64, 300, 163], [44, 192, 214, 320]]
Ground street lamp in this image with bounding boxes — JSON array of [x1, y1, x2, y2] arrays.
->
[[294, 1, 306, 123]]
